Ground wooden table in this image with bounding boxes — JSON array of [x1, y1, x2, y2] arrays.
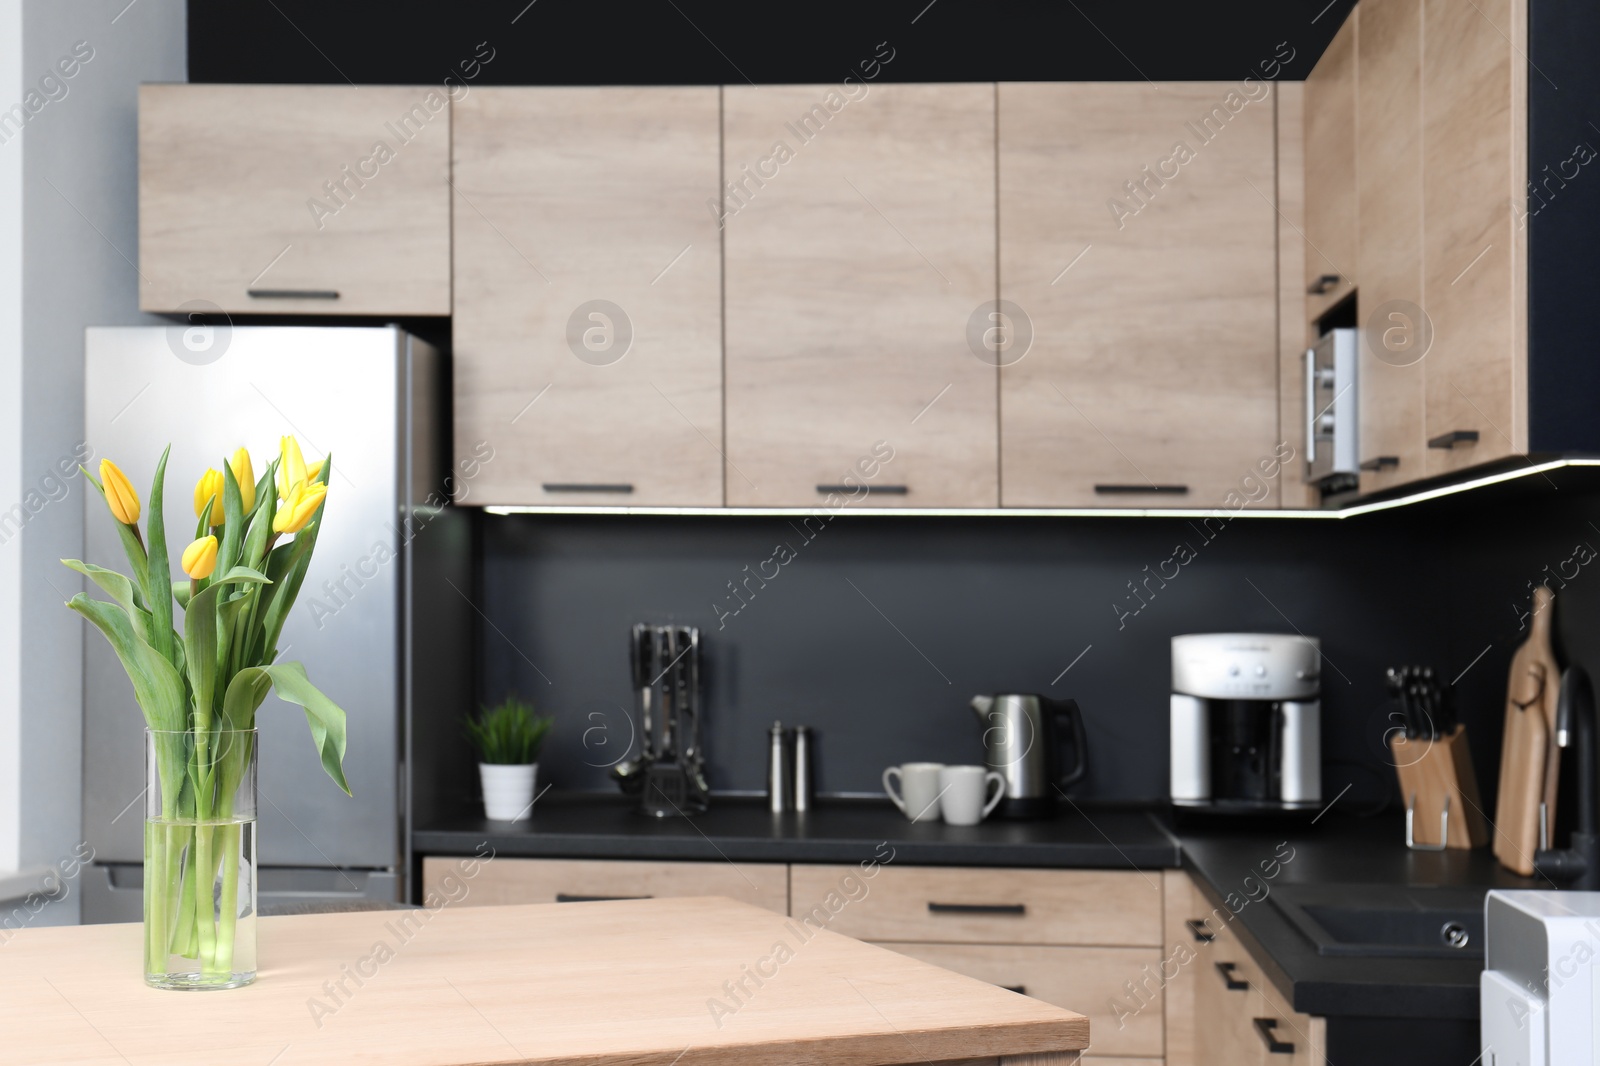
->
[[0, 896, 1087, 1065]]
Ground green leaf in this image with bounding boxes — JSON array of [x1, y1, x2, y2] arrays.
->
[[146, 447, 175, 669], [182, 566, 271, 728], [218, 461, 245, 579], [171, 580, 191, 611], [61, 559, 152, 644], [258, 454, 331, 659], [219, 667, 272, 734], [68, 594, 186, 738], [256, 662, 351, 796]]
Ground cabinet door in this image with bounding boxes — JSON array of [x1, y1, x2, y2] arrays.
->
[[1422, 0, 1524, 475], [452, 88, 724, 506], [998, 83, 1280, 509], [1258, 973, 1328, 1066], [139, 85, 450, 315], [1303, 9, 1360, 322], [723, 84, 998, 508], [1356, 0, 1427, 493], [1193, 918, 1267, 1066]]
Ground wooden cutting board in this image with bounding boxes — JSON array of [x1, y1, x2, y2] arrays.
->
[[1493, 585, 1559, 874]]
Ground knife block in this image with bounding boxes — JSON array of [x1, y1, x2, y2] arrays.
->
[[1391, 725, 1489, 849]]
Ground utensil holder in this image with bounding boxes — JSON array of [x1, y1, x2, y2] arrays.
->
[[1391, 725, 1488, 849]]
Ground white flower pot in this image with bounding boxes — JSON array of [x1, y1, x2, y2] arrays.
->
[[479, 763, 538, 822]]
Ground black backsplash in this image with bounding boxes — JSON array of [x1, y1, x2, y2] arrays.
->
[[462, 473, 1600, 818]]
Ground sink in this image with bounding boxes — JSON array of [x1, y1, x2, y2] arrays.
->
[[1269, 884, 1487, 958]]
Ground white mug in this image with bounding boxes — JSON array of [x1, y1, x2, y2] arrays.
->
[[883, 762, 945, 822], [938, 765, 1006, 826]]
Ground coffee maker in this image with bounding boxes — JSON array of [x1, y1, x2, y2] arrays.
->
[[1169, 633, 1321, 812]]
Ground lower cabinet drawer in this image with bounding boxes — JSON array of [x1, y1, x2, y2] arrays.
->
[[888, 942, 1166, 1058], [790, 864, 1162, 946], [419, 857, 788, 913]]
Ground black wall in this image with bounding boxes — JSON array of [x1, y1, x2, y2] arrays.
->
[[448, 472, 1600, 822], [188, 0, 1351, 85]]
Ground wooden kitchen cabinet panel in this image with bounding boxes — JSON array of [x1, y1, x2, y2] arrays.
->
[[1421, 0, 1525, 476], [1193, 916, 1268, 1066], [139, 85, 450, 315], [1302, 9, 1359, 322], [998, 83, 1279, 509], [420, 857, 788, 914], [1356, 0, 1426, 493], [789, 864, 1162, 947], [1162, 869, 1206, 1066], [722, 83, 998, 508], [890, 942, 1166, 1058], [1258, 970, 1328, 1066], [452, 87, 724, 506]]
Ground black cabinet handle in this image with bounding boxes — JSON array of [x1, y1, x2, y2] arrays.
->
[[246, 288, 340, 300], [554, 893, 652, 903], [541, 483, 635, 494], [1359, 456, 1399, 471], [1001, 984, 1027, 995], [1093, 484, 1189, 495], [1427, 430, 1480, 449], [1215, 962, 1249, 990], [1186, 918, 1215, 943], [1254, 1018, 1295, 1054], [1307, 273, 1342, 295], [927, 902, 1026, 916], [816, 484, 909, 495]]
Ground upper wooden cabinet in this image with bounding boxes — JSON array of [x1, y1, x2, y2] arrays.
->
[[997, 83, 1280, 508], [138, 84, 450, 315], [451, 87, 724, 507], [1421, 0, 1525, 475], [722, 84, 998, 508], [1303, 10, 1359, 323]]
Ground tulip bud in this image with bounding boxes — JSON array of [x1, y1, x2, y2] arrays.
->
[[181, 535, 219, 580], [193, 468, 225, 526], [272, 481, 328, 534], [100, 460, 141, 526], [307, 459, 325, 483], [277, 436, 308, 500], [230, 447, 256, 512]]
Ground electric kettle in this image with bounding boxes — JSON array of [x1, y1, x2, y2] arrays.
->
[[970, 694, 1089, 818]]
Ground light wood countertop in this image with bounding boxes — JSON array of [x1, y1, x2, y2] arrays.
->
[[0, 896, 1087, 1066]]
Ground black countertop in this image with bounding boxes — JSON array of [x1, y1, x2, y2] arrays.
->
[[415, 794, 1181, 869], [417, 796, 1539, 1021]]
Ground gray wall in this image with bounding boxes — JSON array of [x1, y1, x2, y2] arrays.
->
[[0, 0, 183, 919]]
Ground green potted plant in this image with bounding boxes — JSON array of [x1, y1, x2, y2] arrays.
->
[[466, 695, 553, 821]]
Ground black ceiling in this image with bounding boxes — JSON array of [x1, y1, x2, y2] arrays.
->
[[187, 0, 1356, 85]]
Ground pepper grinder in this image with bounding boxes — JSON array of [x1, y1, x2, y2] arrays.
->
[[793, 726, 814, 813], [767, 721, 793, 814]]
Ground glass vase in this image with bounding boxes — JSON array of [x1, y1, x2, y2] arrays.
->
[[144, 728, 258, 990]]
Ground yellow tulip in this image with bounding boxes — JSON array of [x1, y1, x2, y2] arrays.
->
[[99, 460, 140, 525], [180, 535, 218, 580], [277, 435, 309, 500], [306, 459, 325, 483], [193, 468, 225, 526], [230, 447, 255, 512], [273, 481, 327, 534]]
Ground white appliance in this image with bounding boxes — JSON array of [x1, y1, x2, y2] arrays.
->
[[1170, 633, 1321, 811], [1482, 889, 1600, 1065]]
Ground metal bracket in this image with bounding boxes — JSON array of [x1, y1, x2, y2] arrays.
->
[[1405, 792, 1450, 851]]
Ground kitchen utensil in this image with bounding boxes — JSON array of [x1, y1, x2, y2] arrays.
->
[[793, 726, 814, 813], [971, 694, 1088, 818], [883, 762, 944, 822], [1494, 586, 1560, 873], [627, 623, 709, 817], [938, 765, 1006, 826], [767, 721, 793, 814], [1391, 724, 1488, 849]]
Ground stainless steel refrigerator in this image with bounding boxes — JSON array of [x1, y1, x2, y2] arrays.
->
[[79, 326, 469, 921]]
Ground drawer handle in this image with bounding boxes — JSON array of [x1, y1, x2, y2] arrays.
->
[[1094, 484, 1189, 495], [554, 893, 653, 903], [1359, 456, 1399, 471], [1254, 1018, 1295, 1054], [1427, 429, 1480, 449], [1215, 962, 1249, 991], [1307, 273, 1342, 295], [927, 902, 1027, 916], [816, 484, 909, 496], [541, 483, 635, 494], [1001, 984, 1027, 995], [1186, 918, 1215, 943], [246, 288, 340, 300]]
